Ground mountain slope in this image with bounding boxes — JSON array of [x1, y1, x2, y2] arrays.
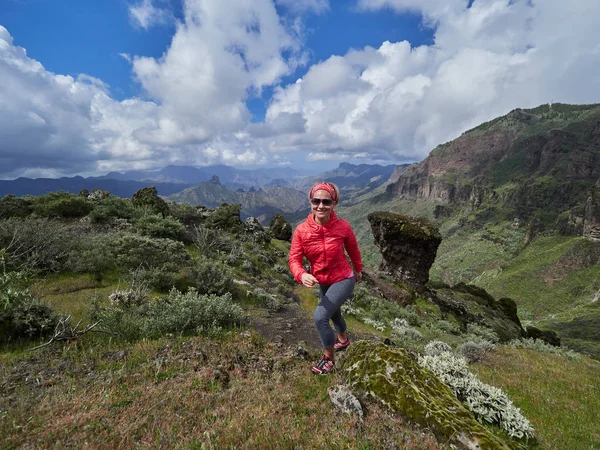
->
[[168, 177, 307, 222], [385, 103, 600, 237]]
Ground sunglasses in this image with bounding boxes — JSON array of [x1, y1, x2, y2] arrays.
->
[[311, 198, 334, 206]]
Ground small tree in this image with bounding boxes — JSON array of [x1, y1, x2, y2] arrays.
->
[[132, 187, 169, 216]]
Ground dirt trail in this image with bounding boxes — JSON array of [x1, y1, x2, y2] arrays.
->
[[252, 292, 376, 351]]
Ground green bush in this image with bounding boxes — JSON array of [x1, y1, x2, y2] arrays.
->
[[0, 218, 74, 273], [371, 299, 421, 326], [131, 187, 169, 216], [134, 214, 183, 240], [192, 225, 233, 256], [0, 271, 58, 342], [88, 196, 138, 223], [67, 233, 117, 277], [193, 260, 234, 296], [457, 341, 496, 363], [508, 338, 580, 359], [205, 203, 244, 232], [32, 191, 93, 218], [94, 288, 244, 341], [0, 195, 33, 219], [113, 233, 189, 271]]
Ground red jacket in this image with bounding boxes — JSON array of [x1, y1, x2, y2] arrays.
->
[[288, 211, 363, 286]]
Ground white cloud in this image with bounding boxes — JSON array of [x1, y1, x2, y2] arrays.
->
[[1, 0, 600, 178], [129, 0, 174, 29], [262, 0, 600, 161], [0, 0, 303, 177]]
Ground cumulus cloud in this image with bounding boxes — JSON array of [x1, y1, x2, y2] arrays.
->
[[262, 0, 600, 161], [0, 0, 303, 178], [1, 0, 600, 178], [129, 0, 174, 29]]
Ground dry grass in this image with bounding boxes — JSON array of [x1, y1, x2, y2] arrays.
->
[[471, 346, 600, 450], [1, 333, 442, 449]]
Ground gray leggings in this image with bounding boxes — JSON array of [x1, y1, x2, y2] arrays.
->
[[314, 277, 356, 348]]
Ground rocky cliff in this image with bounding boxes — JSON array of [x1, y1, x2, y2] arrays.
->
[[384, 104, 600, 238]]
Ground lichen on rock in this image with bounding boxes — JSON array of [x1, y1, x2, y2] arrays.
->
[[342, 341, 512, 449]]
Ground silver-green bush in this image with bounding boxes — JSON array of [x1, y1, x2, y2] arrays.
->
[[94, 288, 244, 341], [457, 341, 496, 363], [418, 352, 534, 440]]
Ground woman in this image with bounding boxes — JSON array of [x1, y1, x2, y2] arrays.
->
[[288, 182, 363, 374]]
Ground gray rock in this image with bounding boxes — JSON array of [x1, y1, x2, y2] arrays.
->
[[327, 385, 363, 421]]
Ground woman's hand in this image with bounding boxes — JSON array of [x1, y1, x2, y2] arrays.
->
[[355, 271, 362, 283], [301, 273, 319, 288]]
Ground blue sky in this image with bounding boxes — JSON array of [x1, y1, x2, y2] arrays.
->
[[0, 0, 599, 178]]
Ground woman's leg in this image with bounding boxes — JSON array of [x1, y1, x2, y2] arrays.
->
[[313, 277, 356, 357]]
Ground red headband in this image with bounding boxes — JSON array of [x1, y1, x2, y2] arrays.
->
[[310, 182, 337, 203]]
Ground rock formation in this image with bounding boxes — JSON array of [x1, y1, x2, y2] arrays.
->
[[368, 211, 441, 286], [342, 342, 510, 449]]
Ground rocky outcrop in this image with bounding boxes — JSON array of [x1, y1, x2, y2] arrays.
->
[[269, 214, 292, 241], [341, 342, 511, 449], [430, 284, 525, 343], [367, 211, 525, 342], [368, 212, 442, 287]]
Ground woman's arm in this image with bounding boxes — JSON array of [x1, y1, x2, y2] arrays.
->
[[288, 228, 308, 284], [344, 223, 363, 275]]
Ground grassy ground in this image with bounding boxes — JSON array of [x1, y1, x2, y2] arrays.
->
[[0, 333, 442, 449], [472, 346, 600, 450]]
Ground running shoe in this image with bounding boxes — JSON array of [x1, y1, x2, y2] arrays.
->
[[311, 354, 334, 375], [334, 336, 350, 352]]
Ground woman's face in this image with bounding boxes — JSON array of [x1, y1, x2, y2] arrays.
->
[[311, 189, 334, 224]]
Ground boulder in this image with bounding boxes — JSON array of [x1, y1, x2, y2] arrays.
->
[[525, 326, 561, 347], [368, 212, 442, 286], [327, 385, 363, 421], [430, 284, 525, 343], [342, 341, 510, 449], [269, 214, 292, 241]]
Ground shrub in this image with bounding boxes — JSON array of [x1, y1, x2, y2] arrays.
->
[[457, 341, 496, 363], [88, 196, 137, 223], [371, 299, 421, 327], [131, 187, 169, 216], [0, 270, 58, 342], [205, 203, 244, 232], [363, 318, 386, 332], [113, 233, 189, 271], [390, 318, 423, 341], [508, 338, 580, 359], [191, 225, 233, 256], [246, 288, 282, 310], [192, 260, 234, 296], [425, 319, 461, 335], [134, 214, 183, 240], [418, 352, 534, 439], [31, 191, 93, 218], [466, 323, 500, 344], [424, 340, 452, 356], [67, 233, 117, 277], [0, 218, 74, 273], [0, 195, 33, 219], [94, 288, 244, 341]]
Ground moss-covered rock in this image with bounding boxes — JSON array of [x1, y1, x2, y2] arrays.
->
[[342, 341, 511, 449], [430, 285, 525, 343], [368, 212, 442, 286]]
